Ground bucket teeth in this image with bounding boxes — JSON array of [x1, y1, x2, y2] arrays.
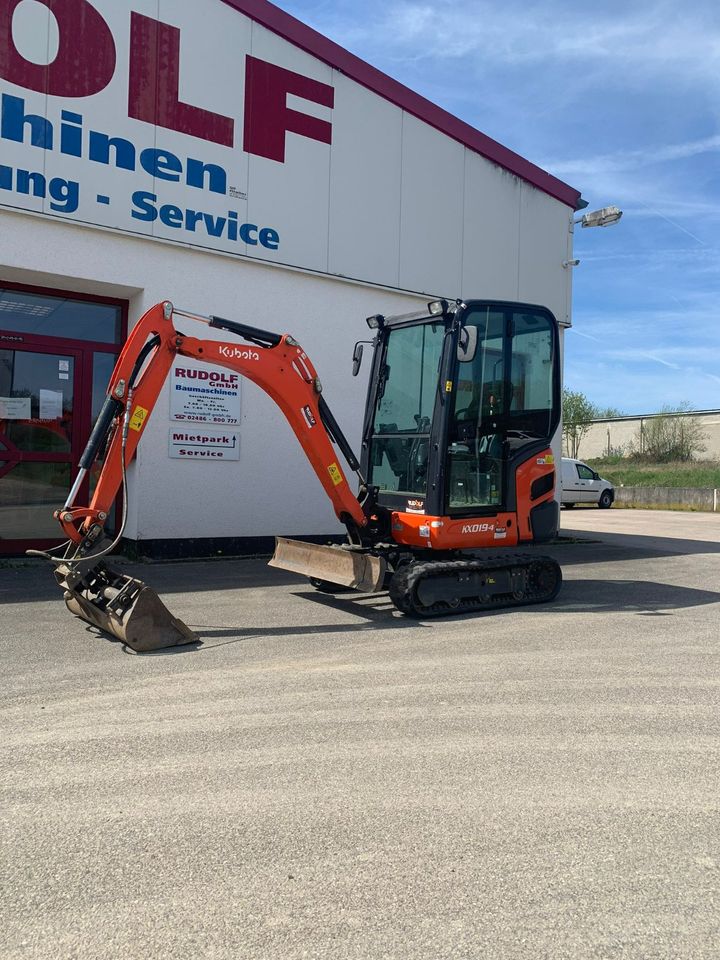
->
[[269, 537, 386, 592], [55, 562, 198, 652]]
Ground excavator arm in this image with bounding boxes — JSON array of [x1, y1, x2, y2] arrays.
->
[[46, 301, 382, 653], [57, 300, 369, 547]]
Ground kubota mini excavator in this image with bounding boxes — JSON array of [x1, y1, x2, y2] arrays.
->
[[36, 297, 563, 651]]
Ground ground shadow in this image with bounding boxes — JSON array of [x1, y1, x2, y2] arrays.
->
[[3, 534, 718, 611]]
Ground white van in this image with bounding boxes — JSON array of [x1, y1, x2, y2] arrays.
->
[[561, 458, 615, 509]]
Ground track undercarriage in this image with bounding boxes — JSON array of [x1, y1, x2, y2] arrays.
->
[[272, 538, 562, 618], [387, 553, 562, 617]]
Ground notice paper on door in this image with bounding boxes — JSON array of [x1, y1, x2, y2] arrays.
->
[[39, 389, 63, 420], [0, 396, 31, 419]]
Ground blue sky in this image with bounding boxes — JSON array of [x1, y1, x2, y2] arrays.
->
[[279, 0, 720, 415]]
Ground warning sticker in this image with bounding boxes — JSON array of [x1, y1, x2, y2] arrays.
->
[[129, 405, 149, 432], [328, 463, 344, 486]]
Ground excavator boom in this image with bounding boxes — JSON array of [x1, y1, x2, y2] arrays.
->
[[48, 301, 373, 650]]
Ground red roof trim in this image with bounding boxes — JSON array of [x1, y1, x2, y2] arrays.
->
[[220, 0, 582, 209]]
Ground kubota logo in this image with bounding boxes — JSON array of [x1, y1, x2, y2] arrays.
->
[[218, 345, 260, 361], [461, 522, 495, 534]]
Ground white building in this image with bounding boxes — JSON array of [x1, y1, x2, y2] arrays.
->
[[0, 0, 582, 557]]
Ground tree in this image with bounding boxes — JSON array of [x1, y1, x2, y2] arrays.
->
[[562, 389, 599, 458], [635, 403, 707, 462]]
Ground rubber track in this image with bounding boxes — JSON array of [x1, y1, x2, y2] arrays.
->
[[388, 553, 562, 618]]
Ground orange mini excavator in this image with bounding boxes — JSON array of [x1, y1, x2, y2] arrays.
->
[[38, 297, 563, 651]]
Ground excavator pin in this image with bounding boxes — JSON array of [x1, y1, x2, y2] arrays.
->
[[269, 537, 386, 592], [55, 562, 198, 652]]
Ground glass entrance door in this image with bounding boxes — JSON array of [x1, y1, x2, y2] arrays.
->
[[0, 345, 82, 545]]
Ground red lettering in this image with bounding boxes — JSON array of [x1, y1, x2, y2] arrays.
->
[[0, 0, 115, 97], [244, 56, 333, 163], [129, 13, 234, 148]]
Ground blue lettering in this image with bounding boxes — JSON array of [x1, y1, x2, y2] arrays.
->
[[0, 164, 78, 213], [60, 111, 83, 158], [48, 178, 79, 213], [186, 158, 226, 195], [89, 132, 136, 171], [16, 169, 45, 199], [259, 227, 280, 250], [239, 223, 258, 245], [140, 148, 182, 182], [185, 209, 204, 232], [159, 204, 184, 228], [131, 191, 159, 223], [1, 95, 52, 149], [203, 213, 227, 238]]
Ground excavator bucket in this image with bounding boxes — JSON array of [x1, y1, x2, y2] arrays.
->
[[269, 537, 387, 593], [55, 562, 198, 652]]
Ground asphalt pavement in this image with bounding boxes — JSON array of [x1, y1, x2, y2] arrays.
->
[[2, 509, 719, 960]]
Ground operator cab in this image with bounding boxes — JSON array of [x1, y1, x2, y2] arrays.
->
[[360, 299, 560, 520]]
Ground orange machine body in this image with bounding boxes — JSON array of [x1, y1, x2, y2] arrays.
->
[[388, 449, 555, 550]]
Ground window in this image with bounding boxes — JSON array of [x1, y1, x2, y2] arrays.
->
[[368, 321, 445, 496], [0, 289, 122, 344], [576, 464, 595, 480], [446, 306, 557, 512]]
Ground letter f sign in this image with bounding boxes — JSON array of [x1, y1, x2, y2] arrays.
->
[[244, 56, 334, 163]]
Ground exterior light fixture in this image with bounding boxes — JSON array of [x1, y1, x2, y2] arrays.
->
[[575, 205, 623, 228], [427, 299, 449, 316], [366, 314, 385, 329]]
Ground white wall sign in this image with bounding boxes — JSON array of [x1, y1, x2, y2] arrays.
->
[[39, 389, 63, 420], [169, 427, 240, 460], [170, 359, 241, 424], [0, 396, 31, 419]]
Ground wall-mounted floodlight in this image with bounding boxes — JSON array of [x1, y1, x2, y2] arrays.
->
[[428, 299, 449, 316], [575, 205, 623, 228]]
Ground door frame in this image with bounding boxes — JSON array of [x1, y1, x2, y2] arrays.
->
[[0, 281, 128, 555]]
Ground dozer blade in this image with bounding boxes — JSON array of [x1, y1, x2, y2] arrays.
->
[[269, 537, 386, 593], [55, 562, 198, 652]]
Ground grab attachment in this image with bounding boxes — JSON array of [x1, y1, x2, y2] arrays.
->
[[55, 562, 198, 652]]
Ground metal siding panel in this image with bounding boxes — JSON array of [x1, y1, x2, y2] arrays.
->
[[518, 183, 573, 321], [245, 23, 333, 272], [399, 115, 464, 296], [461, 151, 522, 300], [328, 73, 402, 287]]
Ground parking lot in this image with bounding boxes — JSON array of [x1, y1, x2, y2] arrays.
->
[[2, 509, 719, 960]]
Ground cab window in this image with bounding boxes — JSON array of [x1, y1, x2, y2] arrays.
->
[[446, 306, 557, 511], [368, 321, 445, 496]]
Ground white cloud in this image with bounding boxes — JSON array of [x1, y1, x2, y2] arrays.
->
[[548, 135, 720, 178], [329, 0, 720, 86]]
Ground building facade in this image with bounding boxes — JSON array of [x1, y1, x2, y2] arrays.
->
[[575, 411, 720, 461], [0, 0, 581, 556]]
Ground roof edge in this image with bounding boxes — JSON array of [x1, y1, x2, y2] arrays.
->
[[221, 0, 583, 210]]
